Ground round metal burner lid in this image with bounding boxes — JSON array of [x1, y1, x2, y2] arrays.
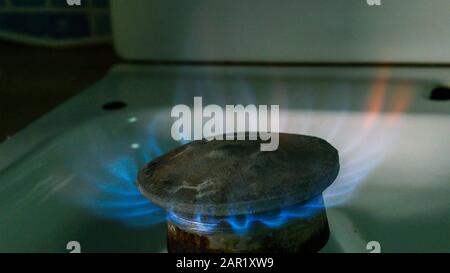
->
[[137, 133, 339, 216]]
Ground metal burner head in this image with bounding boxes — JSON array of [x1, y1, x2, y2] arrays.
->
[[137, 133, 339, 253]]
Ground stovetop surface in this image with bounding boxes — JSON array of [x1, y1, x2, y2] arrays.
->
[[0, 65, 449, 252]]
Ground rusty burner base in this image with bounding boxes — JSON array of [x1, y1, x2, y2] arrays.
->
[[167, 206, 330, 253]]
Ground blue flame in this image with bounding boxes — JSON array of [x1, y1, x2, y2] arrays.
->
[[165, 73, 406, 235], [75, 160, 166, 227], [168, 196, 324, 234], [66, 71, 405, 232], [68, 114, 188, 228]]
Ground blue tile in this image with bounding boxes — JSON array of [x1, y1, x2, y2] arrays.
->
[[50, 0, 69, 7], [0, 13, 90, 39], [93, 0, 109, 8], [51, 0, 87, 7], [0, 13, 48, 37], [94, 14, 110, 35], [50, 13, 91, 38], [51, 0, 109, 8], [0, 15, 6, 28], [11, 0, 46, 7]]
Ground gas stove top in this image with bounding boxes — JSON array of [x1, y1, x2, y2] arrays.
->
[[0, 64, 449, 252]]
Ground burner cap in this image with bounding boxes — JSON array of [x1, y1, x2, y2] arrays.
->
[[137, 133, 339, 216]]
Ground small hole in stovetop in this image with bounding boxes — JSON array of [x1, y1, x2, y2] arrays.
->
[[430, 86, 450, 101], [102, 101, 127, 111]]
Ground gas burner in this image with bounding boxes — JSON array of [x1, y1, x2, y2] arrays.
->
[[137, 133, 339, 253]]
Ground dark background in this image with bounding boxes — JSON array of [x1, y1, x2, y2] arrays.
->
[[0, 41, 117, 141], [0, 0, 114, 142]]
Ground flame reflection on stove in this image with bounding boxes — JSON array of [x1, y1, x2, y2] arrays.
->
[[69, 68, 411, 231], [167, 195, 324, 234]]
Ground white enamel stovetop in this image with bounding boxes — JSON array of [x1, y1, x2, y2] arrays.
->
[[0, 65, 449, 252]]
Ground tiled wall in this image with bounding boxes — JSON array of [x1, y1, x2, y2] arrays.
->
[[0, 0, 111, 41]]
